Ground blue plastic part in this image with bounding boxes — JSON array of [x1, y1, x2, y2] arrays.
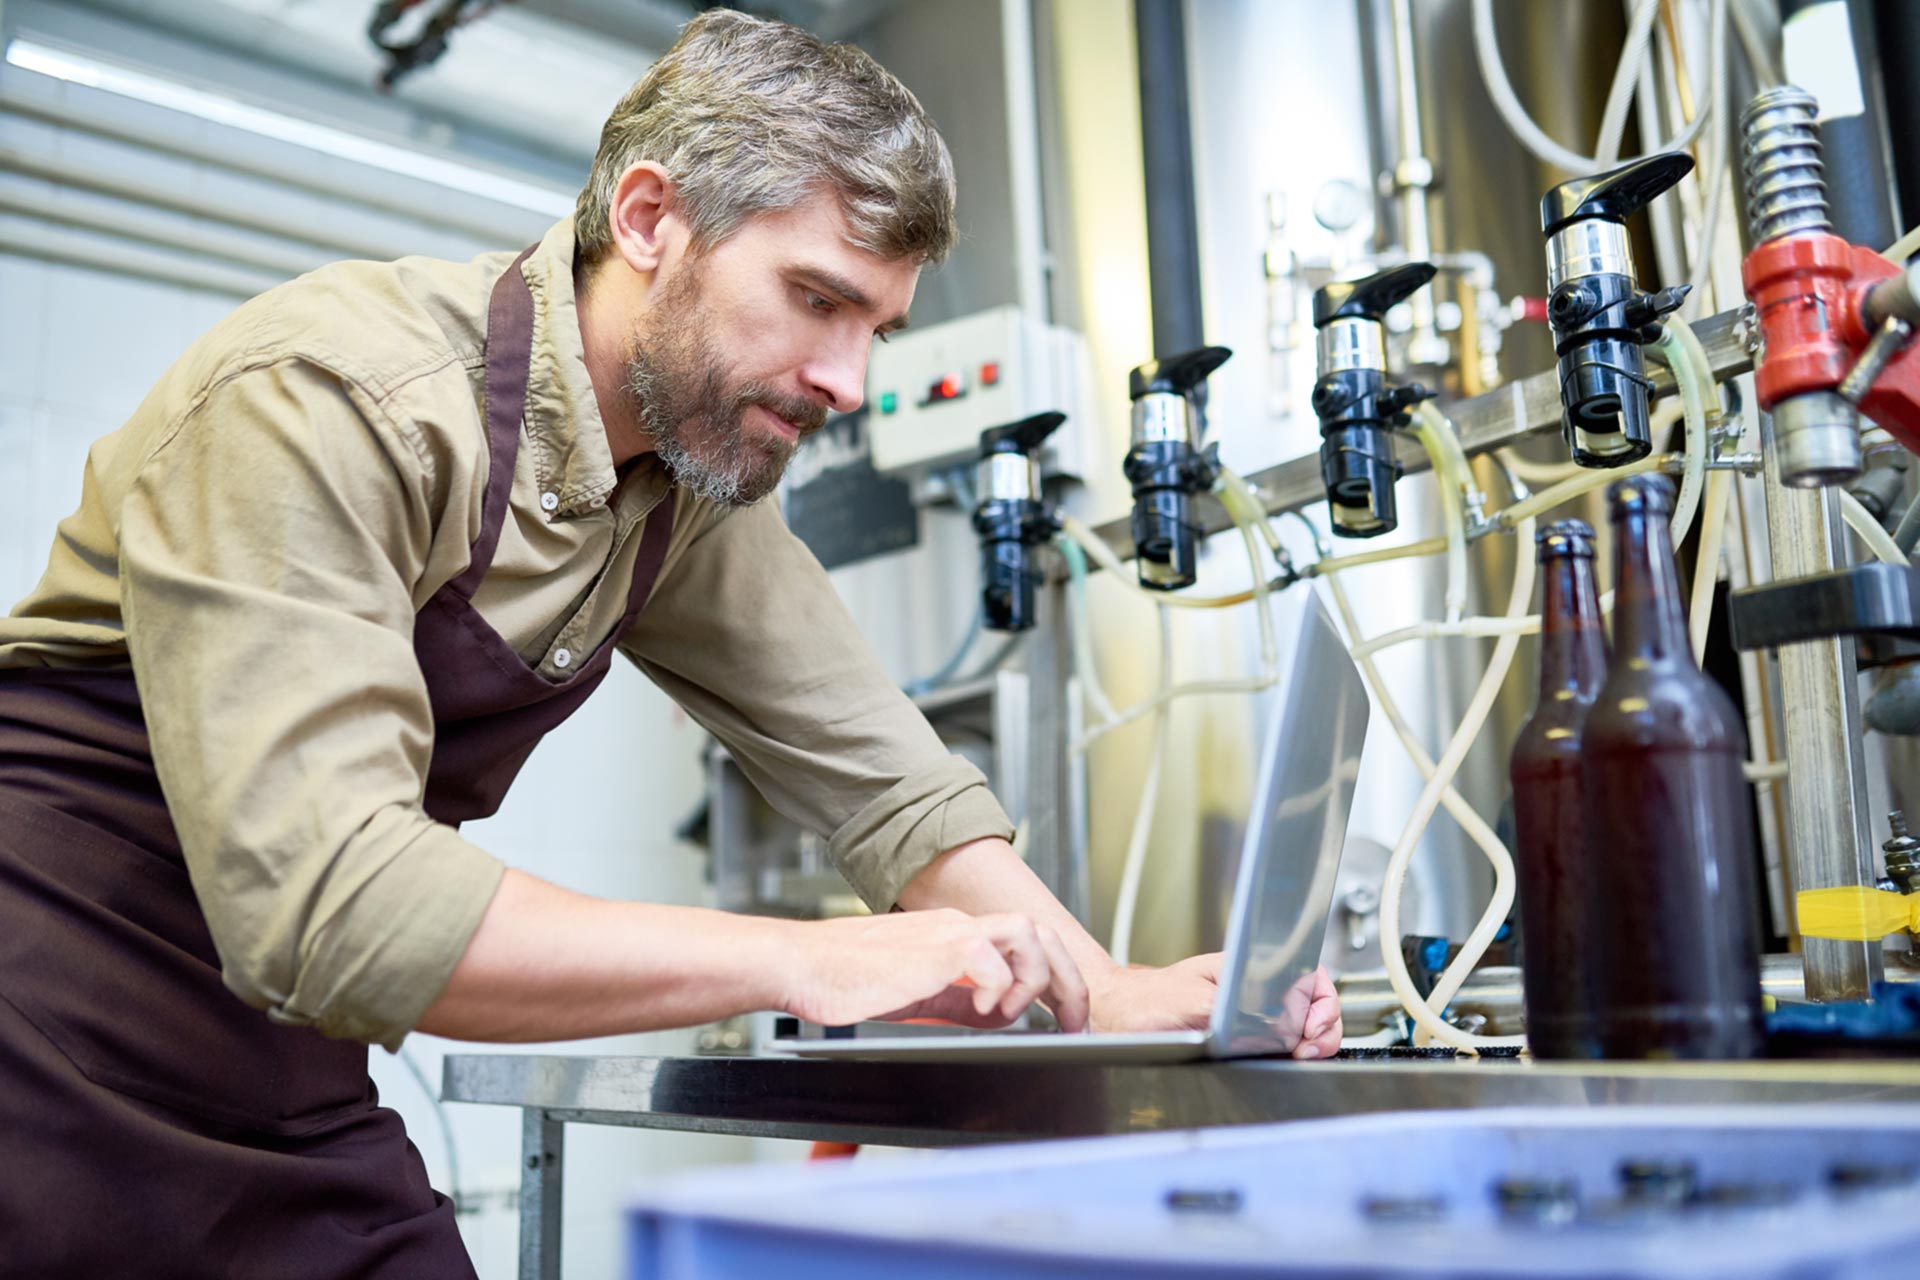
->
[[1766, 981, 1920, 1039], [627, 1107, 1920, 1279]]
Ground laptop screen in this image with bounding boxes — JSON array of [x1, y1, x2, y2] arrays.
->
[[1210, 591, 1370, 1057]]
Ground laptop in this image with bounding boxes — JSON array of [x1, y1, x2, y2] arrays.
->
[[773, 591, 1369, 1064]]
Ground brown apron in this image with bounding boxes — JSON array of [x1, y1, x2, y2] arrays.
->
[[0, 248, 675, 1278]]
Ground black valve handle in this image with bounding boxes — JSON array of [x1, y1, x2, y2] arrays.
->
[[1128, 345, 1233, 402], [979, 411, 1067, 459], [1541, 152, 1695, 234], [1312, 262, 1439, 328]]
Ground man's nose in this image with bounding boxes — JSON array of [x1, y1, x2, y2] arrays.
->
[[805, 340, 867, 415]]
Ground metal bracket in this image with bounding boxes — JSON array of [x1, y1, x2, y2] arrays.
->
[[1729, 562, 1920, 651]]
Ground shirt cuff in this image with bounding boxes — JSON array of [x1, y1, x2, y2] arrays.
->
[[260, 821, 507, 1051], [828, 755, 1015, 911]]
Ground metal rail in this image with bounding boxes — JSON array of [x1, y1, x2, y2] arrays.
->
[[1080, 305, 1753, 562]]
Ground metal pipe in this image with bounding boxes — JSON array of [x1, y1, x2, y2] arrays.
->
[[0, 76, 542, 248], [1758, 412, 1883, 1002], [0, 173, 331, 281], [0, 212, 282, 298], [1133, 0, 1206, 357], [1386, 0, 1447, 368]]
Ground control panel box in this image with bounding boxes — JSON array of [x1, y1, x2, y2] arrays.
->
[[866, 305, 1093, 479]]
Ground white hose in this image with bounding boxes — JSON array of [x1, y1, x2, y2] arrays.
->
[[1059, 516, 1273, 610], [1594, 0, 1669, 166], [1348, 447, 1712, 663], [1352, 614, 1539, 662], [1308, 536, 1448, 577], [1682, 0, 1732, 318], [1494, 451, 1680, 532], [1108, 471, 1283, 961], [1497, 450, 1584, 486], [1651, 316, 1715, 547], [1217, 466, 1286, 560], [1473, 0, 1713, 175], [1059, 537, 1121, 727], [1837, 488, 1912, 568], [1729, 0, 1781, 88], [1689, 469, 1733, 666], [1215, 470, 1282, 673], [1325, 559, 1530, 1054], [1886, 224, 1920, 266], [1318, 430, 1534, 1055], [1375, 497, 1535, 1054], [1410, 402, 1473, 623], [1073, 471, 1292, 752], [1109, 606, 1171, 967]]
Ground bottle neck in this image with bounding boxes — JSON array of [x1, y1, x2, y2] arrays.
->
[[1610, 508, 1691, 663], [1537, 554, 1607, 695]]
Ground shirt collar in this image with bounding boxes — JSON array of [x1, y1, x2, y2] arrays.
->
[[518, 218, 624, 518]]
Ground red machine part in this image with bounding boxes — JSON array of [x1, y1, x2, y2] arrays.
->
[[1742, 233, 1920, 456]]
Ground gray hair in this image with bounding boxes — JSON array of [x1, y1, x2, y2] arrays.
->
[[574, 9, 956, 267]]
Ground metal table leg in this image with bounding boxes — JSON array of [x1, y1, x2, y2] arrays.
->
[[518, 1109, 564, 1280]]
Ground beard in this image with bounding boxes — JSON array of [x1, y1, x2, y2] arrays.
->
[[623, 260, 827, 508]]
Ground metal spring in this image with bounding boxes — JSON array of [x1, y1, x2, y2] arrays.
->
[[1741, 86, 1832, 244]]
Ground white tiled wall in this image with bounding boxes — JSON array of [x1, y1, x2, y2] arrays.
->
[[0, 253, 234, 604]]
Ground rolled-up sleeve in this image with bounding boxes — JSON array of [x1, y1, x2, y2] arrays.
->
[[119, 359, 505, 1049], [620, 500, 1013, 910]]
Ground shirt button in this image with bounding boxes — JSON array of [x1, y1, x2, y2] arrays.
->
[[540, 491, 560, 512], [553, 647, 572, 669]]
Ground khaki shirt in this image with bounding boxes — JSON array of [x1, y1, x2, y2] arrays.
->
[[0, 219, 1011, 1048]]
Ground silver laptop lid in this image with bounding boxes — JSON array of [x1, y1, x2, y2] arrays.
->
[[1205, 591, 1369, 1058]]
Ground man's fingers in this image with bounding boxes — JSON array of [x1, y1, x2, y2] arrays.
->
[[981, 915, 1052, 1022], [960, 940, 1015, 1017], [1033, 924, 1090, 1033]]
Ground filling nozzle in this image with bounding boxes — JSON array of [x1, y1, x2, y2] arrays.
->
[[1310, 263, 1438, 538], [971, 412, 1066, 632], [1540, 152, 1695, 469], [1124, 346, 1232, 590]]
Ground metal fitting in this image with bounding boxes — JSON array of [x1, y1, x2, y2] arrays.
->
[[1742, 87, 1832, 245]]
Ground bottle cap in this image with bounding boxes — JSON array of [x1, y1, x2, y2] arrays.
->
[[1536, 519, 1596, 558], [1607, 472, 1675, 517]]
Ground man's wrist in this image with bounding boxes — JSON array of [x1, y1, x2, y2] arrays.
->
[[735, 914, 813, 1017]]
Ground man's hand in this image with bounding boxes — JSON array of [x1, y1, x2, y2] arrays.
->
[[782, 909, 1091, 1031], [1090, 957, 1343, 1060]]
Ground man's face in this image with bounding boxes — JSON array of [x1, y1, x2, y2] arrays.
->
[[624, 194, 919, 506]]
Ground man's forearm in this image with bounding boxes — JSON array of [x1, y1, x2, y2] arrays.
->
[[895, 837, 1120, 989], [416, 868, 797, 1041]]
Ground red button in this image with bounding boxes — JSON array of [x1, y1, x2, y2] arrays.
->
[[980, 361, 1000, 387], [936, 374, 961, 400]]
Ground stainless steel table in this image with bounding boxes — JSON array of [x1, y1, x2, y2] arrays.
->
[[441, 1052, 1920, 1279]]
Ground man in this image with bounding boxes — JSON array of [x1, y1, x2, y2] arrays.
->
[[0, 10, 1340, 1276]]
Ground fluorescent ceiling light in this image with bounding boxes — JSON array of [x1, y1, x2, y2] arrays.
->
[[4, 37, 574, 216]]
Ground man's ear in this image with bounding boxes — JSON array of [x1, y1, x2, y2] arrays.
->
[[606, 161, 680, 275]]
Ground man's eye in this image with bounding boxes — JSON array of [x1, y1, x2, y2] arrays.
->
[[805, 291, 835, 313]]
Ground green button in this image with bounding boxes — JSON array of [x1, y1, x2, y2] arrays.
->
[[879, 391, 899, 415]]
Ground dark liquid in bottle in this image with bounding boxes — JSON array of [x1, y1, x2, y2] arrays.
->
[[1582, 474, 1763, 1059], [1510, 520, 1608, 1059]]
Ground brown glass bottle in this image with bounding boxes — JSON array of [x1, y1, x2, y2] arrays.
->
[[1582, 474, 1763, 1059], [1510, 520, 1608, 1059]]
